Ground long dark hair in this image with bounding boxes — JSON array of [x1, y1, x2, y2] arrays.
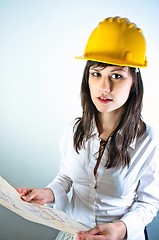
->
[[73, 60, 146, 168]]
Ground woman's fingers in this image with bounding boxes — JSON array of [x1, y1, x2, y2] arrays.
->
[[16, 188, 41, 202], [16, 188, 33, 196], [76, 233, 110, 240]]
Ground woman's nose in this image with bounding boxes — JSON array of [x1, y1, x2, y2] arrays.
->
[[99, 78, 111, 93]]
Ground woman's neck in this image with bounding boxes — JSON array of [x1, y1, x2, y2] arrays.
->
[[96, 110, 124, 140]]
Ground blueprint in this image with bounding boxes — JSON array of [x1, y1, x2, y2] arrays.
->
[[0, 176, 88, 234]]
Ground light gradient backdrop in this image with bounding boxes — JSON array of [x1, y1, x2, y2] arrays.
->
[[0, 0, 159, 239]]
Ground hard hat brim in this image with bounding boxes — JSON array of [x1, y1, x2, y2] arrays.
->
[[75, 55, 148, 68]]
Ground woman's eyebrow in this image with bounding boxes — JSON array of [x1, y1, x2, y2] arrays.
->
[[89, 67, 102, 71], [111, 67, 126, 72]]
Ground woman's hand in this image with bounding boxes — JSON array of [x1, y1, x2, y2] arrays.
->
[[16, 187, 54, 205], [76, 221, 127, 240]]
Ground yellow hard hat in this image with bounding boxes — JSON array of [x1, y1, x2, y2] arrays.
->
[[76, 16, 148, 68]]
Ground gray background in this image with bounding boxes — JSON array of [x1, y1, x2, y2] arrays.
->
[[1, 0, 159, 239]]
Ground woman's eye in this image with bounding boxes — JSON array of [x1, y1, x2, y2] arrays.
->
[[111, 73, 122, 80], [91, 72, 101, 77]]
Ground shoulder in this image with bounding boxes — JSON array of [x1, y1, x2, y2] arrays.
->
[[144, 125, 159, 160], [131, 124, 158, 151], [145, 124, 159, 143]]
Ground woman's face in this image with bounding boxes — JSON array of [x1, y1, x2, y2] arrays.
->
[[88, 65, 133, 115]]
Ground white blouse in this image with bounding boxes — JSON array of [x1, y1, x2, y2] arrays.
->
[[47, 120, 159, 240]]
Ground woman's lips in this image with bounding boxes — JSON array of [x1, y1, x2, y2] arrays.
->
[[97, 96, 113, 103]]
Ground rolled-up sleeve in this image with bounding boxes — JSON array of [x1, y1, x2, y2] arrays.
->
[[46, 121, 74, 210], [46, 174, 72, 210]]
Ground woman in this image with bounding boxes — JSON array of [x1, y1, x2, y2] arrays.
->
[[17, 17, 159, 240]]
